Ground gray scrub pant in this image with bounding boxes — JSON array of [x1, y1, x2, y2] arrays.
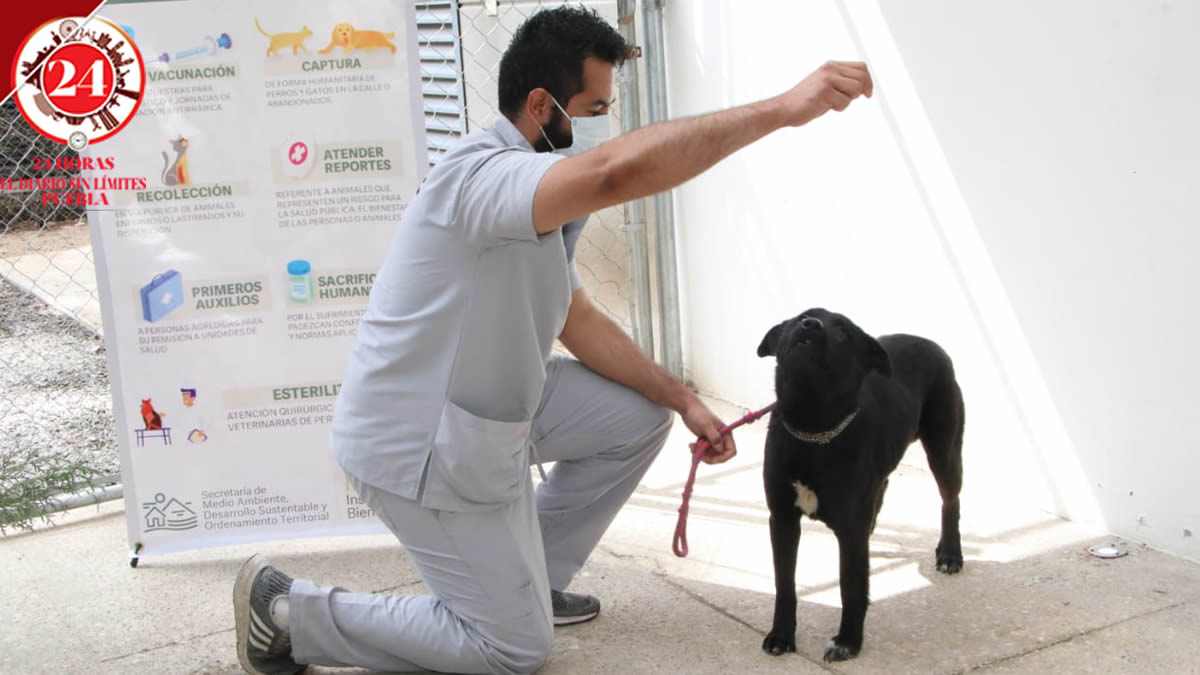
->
[[289, 357, 673, 674]]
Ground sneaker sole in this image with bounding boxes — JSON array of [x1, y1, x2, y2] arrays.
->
[[553, 610, 599, 626], [233, 553, 270, 675]]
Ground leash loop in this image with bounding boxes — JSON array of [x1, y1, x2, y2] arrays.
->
[[673, 402, 775, 557]]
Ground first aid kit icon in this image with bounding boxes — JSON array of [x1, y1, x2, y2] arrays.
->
[[140, 270, 184, 322]]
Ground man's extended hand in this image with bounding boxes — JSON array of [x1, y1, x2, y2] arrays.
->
[[777, 60, 873, 127], [682, 399, 738, 465]]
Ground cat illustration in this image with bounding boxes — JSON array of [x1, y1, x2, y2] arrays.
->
[[255, 18, 313, 56], [161, 135, 190, 186], [140, 399, 165, 430], [318, 23, 397, 54]]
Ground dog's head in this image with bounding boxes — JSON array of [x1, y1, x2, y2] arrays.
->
[[757, 308, 891, 394], [331, 23, 353, 43]]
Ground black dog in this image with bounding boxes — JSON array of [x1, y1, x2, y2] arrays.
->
[[757, 308, 965, 662]]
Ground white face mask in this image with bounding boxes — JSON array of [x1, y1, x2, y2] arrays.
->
[[540, 96, 613, 156]]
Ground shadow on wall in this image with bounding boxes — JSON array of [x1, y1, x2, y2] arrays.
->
[[666, 0, 1094, 550], [834, 0, 1200, 561]]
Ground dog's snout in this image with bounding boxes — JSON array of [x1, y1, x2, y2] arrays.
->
[[800, 316, 823, 331]]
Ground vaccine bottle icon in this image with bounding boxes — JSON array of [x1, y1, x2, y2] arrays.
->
[[287, 259, 313, 302]]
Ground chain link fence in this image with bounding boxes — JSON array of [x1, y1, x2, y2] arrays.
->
[[0, 98, 114, 531], [0, 1, 652, 527]]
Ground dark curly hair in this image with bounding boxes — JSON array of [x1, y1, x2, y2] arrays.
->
[[498, 5, 628, 120]]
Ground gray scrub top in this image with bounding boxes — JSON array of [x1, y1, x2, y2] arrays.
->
[[331, 115, 587, 511]]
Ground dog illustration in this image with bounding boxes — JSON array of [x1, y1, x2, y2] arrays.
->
[[757, 308, 965, 662], [254, 18, 312, 56], [161, 135, 190, 186], [140, 399, 165, 430], [318, 23, 397, 54]]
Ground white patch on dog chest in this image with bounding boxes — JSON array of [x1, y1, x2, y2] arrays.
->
[[792, 481, 819, 515]]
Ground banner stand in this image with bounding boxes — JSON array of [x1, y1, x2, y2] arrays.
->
[[84, 0, 428, 564]]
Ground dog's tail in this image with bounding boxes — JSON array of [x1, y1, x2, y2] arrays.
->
[[253, 18, 270, 37], [384, 32, 395, 39]]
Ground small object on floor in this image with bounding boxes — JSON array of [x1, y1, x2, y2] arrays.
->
[[552, 589, 601, 625], [1087, 543, 1129, 559]]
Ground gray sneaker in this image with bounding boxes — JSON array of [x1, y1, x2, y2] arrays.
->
[[233, 554, 305, 674], [551, 589, 601, 626]]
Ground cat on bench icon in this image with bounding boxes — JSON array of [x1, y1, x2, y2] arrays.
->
[[134, 390, 208, 447], [136, 398, 172, 447], [161, 135, 190, 186]]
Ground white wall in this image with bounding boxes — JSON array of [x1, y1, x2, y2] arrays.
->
[[663, 0, 1199, 560]]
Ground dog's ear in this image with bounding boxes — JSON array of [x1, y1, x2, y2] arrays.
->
[[757, 323, 784, 358], [867, 337, 893, 376]]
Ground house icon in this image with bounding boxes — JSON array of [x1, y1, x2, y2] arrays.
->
[[144, 505, 168, 529], [142, 492, 198, 532]]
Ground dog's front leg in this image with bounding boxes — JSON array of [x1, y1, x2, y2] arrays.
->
[[763, 506, 801, 655], [826, 526, 870, 662]]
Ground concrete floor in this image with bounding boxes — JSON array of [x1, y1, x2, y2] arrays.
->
[[3, 398, 1199, 674]]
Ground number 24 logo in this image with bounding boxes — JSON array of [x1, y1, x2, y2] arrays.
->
[[46, 58, 108, 98]]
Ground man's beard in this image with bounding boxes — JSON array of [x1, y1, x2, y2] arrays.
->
[[534, 106, 572, 153]]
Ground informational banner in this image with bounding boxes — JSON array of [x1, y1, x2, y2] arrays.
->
[[82, 0, 427, 558]]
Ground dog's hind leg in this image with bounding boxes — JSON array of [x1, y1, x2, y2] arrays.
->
[[763, 501, 802, 655], [869, 478, 889, 536], [919, 378, 965, 573]]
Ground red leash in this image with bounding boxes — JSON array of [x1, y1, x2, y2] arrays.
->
[[673, 402, 776, 557]]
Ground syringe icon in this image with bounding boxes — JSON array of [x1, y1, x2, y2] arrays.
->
[[156, 34, 233, 64]]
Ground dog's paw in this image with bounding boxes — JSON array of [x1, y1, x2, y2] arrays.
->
[[937, 556, 963, 574], [936, 543, 964, 574], [762, 629, 796, 656], [823, 637, 861, 662]]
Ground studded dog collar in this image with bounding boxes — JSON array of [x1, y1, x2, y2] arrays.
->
[[781, 409, 859, 444]]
